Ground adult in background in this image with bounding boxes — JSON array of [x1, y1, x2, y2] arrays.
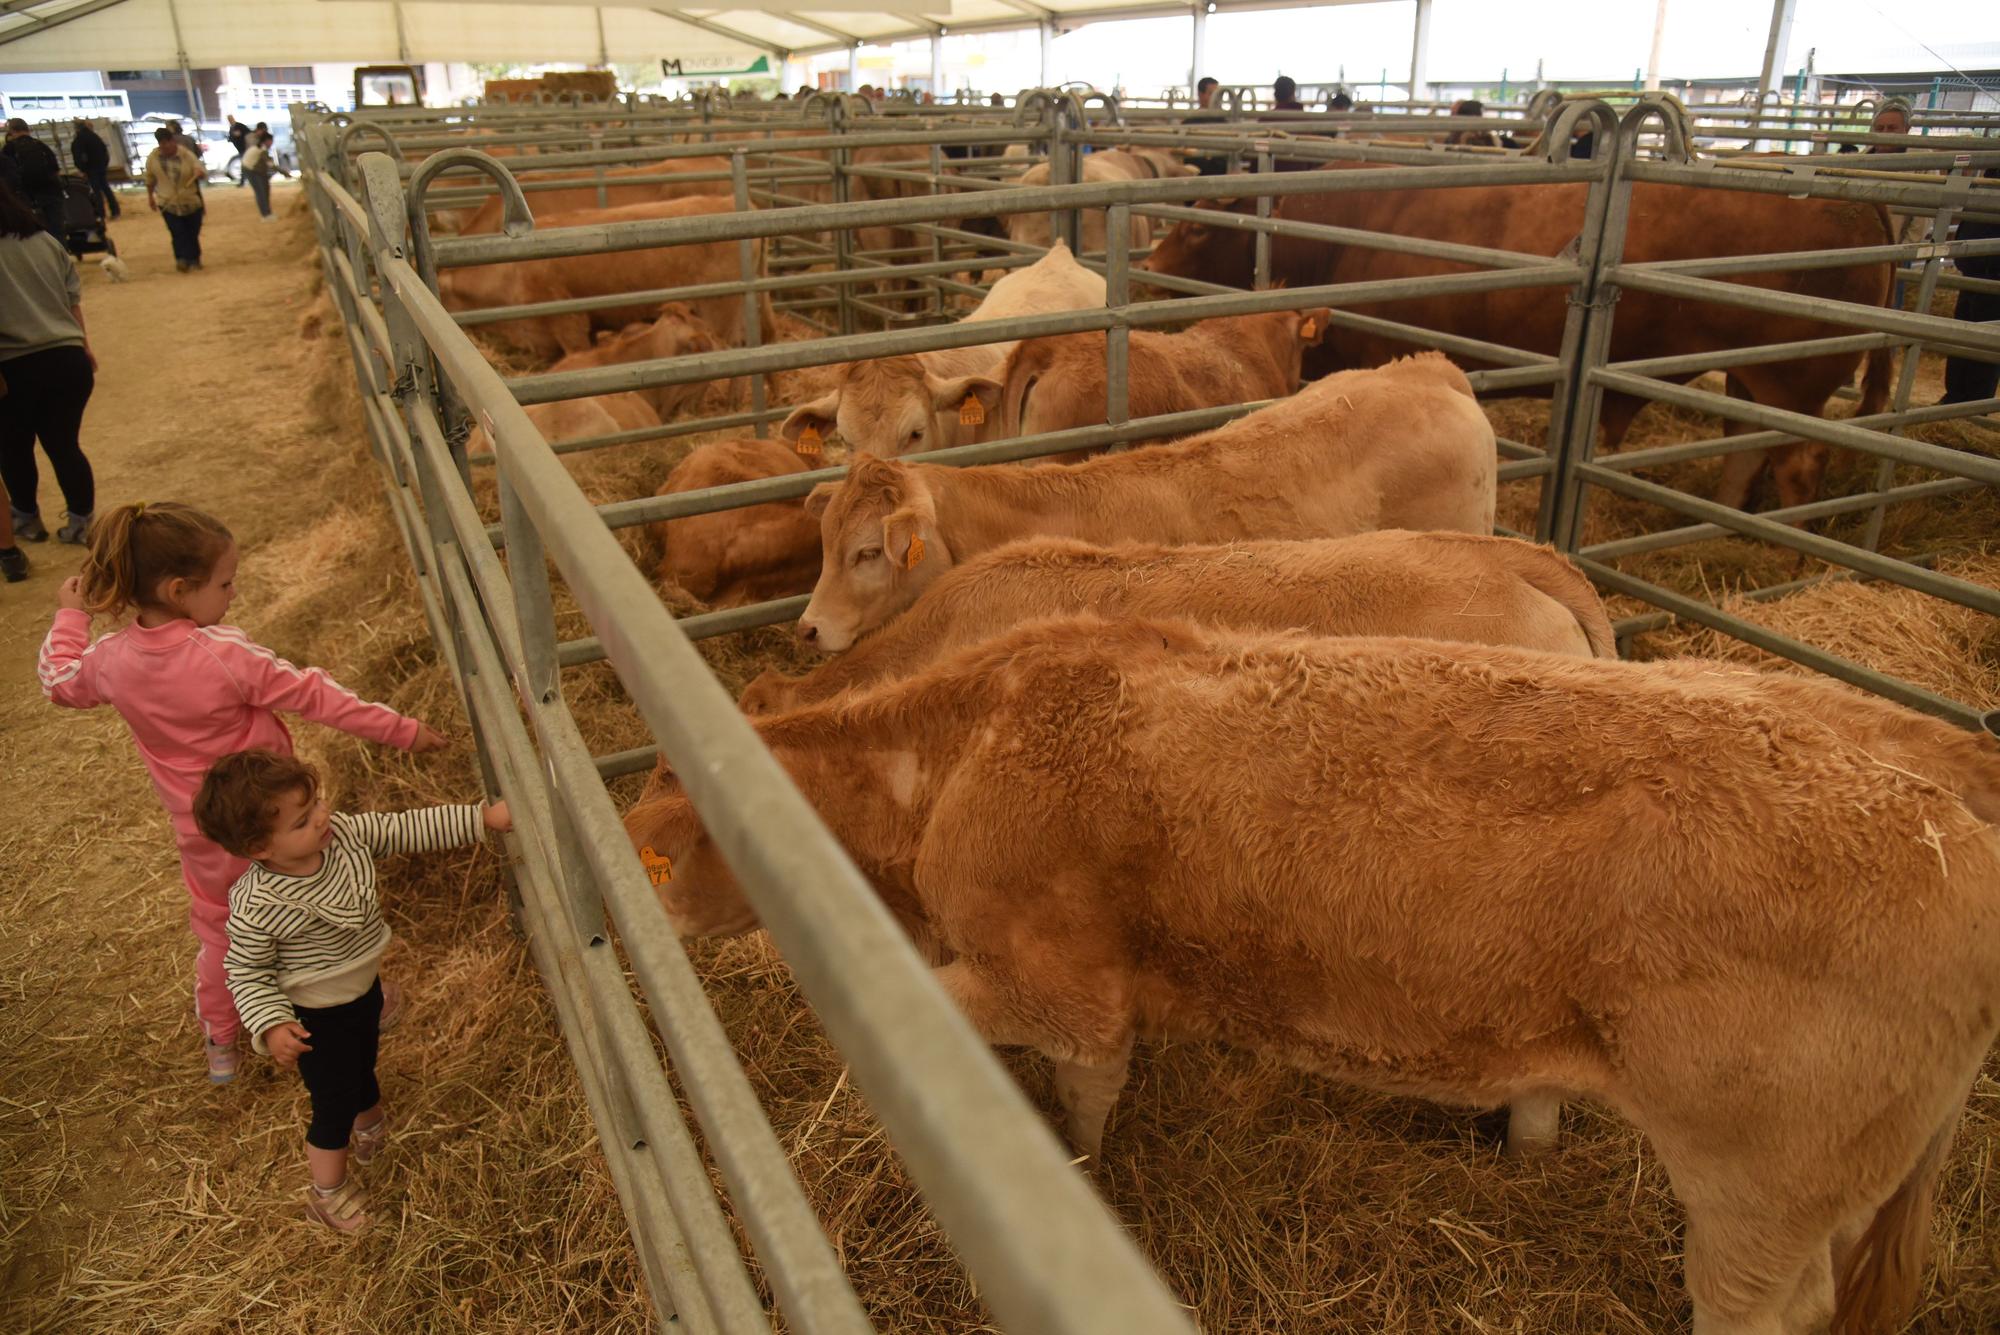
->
[[242, 130, 289, 221], [1185, 77, 1231, 177], [1268, 76, 1305, 114], [69, 118, 120, 220], [1940, 173, 1999, 408], [0, 178, 97, 545], [165, 118, 202, 160], [145, 126, 206, 273], [3, 119, 65, 238], [225, 114, 250, 186]]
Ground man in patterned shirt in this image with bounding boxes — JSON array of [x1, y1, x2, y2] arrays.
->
[[197, 749, 511, 1233]]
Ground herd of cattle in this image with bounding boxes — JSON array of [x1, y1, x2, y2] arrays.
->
[[424, 136, 1995, 1333]]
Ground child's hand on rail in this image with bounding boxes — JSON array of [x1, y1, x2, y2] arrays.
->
[[483, 800, 512, 834]]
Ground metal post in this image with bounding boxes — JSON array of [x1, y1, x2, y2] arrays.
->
[[1191, 5, 1208, 94], [1040, 20, 1055, 87], [848, 44, 860, 93], [1408, 0, 1433, 104], [730, 150, 769, 435], [930, 32, 943, 96], [1646, 0, 1668, 93], [1253, 147, 1273, 289], [163, 0, 203, 124], [1755, 0, 1799, 111], [1105, 202, 1130, 427]]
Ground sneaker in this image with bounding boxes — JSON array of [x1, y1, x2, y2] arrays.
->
[[0, 547, 25, 583], [175, 261, 189, 274], [12, 512, 47, 543], [303, 1179, 368, 1234], [205, 1038, 240, 1085], [57, 513, 91, 545], [190, 260, 203, 271], [378, 978, 403, 1032]]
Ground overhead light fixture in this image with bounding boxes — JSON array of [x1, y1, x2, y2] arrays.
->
[[1206, 2, 1217, 11], [940, 25, 949, 33]]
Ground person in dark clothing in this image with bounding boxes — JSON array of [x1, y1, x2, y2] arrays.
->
[[226, 115, 251, 187], [1269, 77, 1305, 114], [1328, 92, 1354, 112], [1940, 174, 1999, 407], [69, 119, 119, 220], [3, 119, 65, 239], [0, 177, 97, 545], [1185, 77, 1231, 176]]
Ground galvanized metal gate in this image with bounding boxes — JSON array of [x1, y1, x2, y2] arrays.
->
[[296, 90, 2000, 1332]]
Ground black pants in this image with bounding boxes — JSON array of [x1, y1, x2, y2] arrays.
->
[[27, 189, 64, 242], [84, 167, 119, 219], [0, 345, 95, 522], [295, 979, 383, 1151], [162, 207, 203, 265], [1941, 221, 2000, 406], [247, 170, 272, 217]]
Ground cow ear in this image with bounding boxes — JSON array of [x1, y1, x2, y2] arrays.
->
[[882, 506, 927, 571], [929, 373, 1004, 418], [1297, 307, 1332, 347], [803, 481, 840, 520], [782, 394, 839, 442]]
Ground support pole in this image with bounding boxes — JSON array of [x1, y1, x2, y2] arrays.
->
[[1755, 0, 1798, 109], [163, 0, 202, 124], [1190, 4, 1207, 96], [1408, 0, 1433, 104], [1645, 0, 1667, 92], [596, 7, 610, 67], [849, 43, 860, 92], [1040, 20, 1054, 87], [394, 1, 411, 63], [930, 32, 943, 95]]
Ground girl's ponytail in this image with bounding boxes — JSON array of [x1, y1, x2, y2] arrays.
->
[[79, 503, 233, 617]]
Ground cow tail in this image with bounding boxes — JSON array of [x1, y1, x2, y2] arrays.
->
[[1519, 544, 1619, 660], [1831, 1100, 1963, 1335]]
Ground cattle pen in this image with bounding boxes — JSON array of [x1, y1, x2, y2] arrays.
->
[[294, 88, 2000, 1332]]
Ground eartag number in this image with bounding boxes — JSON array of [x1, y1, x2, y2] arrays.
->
[[1299, 317, 1318, 339], [905, 535, 926, 570], [794, 426, 823, 458], [959, 395, 986, 427], [640, 845, 674, 886]]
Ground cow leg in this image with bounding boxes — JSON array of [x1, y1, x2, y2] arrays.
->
[[1503, 1091, 1563, 1157], [1053, 1036, 1134, 1161], [1713, 374, 1771, 512]]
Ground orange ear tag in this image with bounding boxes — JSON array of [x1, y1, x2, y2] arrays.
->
[[639, 845, 674, 887], [1299, 317, 1318, 340], [905, 535, 926, 570], [959, 395, 986, 427], [793, 426, 823, 458]]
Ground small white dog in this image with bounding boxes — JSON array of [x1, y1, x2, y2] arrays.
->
[[99, 252, 131, 283]]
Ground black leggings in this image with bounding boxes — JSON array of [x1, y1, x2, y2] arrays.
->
[[294, 979, 384, 1151], [0, 344, 95, 521]]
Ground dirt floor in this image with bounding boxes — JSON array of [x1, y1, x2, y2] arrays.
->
[[3, 180, 1997, 1334]]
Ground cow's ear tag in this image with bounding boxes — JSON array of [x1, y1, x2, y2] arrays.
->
[[1299, 317, 1318, 340], [905, 535, 926, 570], [959, 395, 986, 426], [793, 426, 823, 458], [640, 845, 674, 886]]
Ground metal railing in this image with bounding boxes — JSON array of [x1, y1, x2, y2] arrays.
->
[[297, 90, 2000, 1331]]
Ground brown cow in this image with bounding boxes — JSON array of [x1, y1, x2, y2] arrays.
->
[[465, 391, 660, 456], [440, 155, 734, 235], [797, 352, 1497, 650], [547, 303, 730, 421], [779, 243, 1106, 458], [654, 438, 822, 607], [626, 615, 2000, 1335], [1139, 172, 1896, 510], [438, 196, 774, 360], [997, 148, 1197, 263], [996, 308, 1331, 445], [741, 530, 1616, 785]]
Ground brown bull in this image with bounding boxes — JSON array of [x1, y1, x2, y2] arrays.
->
[[796, 352, 1497, 651], [627, 616, 2000, 1335], [438, 196, 774, 360], [995, 307, 1330, 446], [441, 155, 734, 235], [1140, 174, 1896, 511], [546, 303, 728, 421]]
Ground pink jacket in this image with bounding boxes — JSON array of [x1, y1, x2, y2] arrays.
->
[[38, 610, 421, 821]]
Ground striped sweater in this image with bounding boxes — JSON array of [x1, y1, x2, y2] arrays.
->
[[225, 804, 485, 1051]]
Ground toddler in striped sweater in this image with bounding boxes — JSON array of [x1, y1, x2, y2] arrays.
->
[[195, 748, 511, 1234]]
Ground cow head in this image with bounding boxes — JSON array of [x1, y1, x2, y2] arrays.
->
[[780, 357, 1004, 458], [621, 763, 757, 938], [797, 454, 950, 651], [1139, 203, 1257, 291]]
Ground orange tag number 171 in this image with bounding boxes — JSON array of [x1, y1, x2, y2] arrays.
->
[[640, 846, 674, 887]]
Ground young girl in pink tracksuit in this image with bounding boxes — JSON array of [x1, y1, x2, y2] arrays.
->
[[38, 501, 445, 1084]]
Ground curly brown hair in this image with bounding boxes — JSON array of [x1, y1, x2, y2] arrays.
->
[[194, 750, 320, 857]]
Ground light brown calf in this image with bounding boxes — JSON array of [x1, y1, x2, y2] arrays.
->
[[546, 303, 729, 421], [438, 196, 773, 360], [996, 308, 1330, 445], [997, 148, 1197, 263], [654, 438, 822, 607], [743, 531, 1613, 715], [779, 242, 1106, 458], [465, 391, 659, 456], [627, 617, 2000, 1335], [797, 351, 1497, 650]]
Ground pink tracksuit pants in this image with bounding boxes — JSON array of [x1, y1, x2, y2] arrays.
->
[[173, 814, 249, 1047]]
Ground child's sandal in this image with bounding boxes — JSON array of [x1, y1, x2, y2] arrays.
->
[[303, 1180, 368, 1234], [352, 1113, 389, 1168]]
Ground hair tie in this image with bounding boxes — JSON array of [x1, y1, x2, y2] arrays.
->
[[132, 502, 146, 518]]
